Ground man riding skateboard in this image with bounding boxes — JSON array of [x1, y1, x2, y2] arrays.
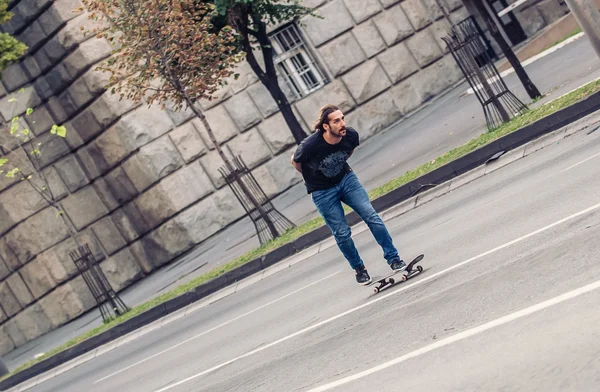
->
[[291, 104, 407, 285]]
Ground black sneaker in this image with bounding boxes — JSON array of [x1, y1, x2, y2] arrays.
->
[[355, 267, 372, 285], [390, 259, 407, 272]]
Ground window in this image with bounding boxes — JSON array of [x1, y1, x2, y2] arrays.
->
[[270, 24, 327, 99]]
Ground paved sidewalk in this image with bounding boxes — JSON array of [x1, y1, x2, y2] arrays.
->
[[3, 34, 599, 372]]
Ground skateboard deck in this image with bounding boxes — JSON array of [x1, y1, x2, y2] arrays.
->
[[367, 254, 424, 293]]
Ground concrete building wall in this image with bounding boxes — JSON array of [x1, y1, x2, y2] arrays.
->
[[0, 0, 468, 354]]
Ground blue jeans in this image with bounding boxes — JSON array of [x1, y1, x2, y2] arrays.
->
[[311, 172, 400, 270]]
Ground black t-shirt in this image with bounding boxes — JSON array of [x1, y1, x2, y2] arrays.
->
[[293, 127, 360, 193]]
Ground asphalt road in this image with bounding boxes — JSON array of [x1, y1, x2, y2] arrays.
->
[[17, 105, 600, 391]]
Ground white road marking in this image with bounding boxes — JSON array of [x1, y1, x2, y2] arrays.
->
[[94, 270, 341, 384], [307, 278, 600, 391], [151, 202, 600, 392], [561, 151, 600, 173]]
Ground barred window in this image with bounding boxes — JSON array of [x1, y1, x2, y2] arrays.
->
[[270, 24, 327, 99]]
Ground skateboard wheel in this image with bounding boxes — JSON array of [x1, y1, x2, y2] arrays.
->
[[374, 287, 379, 293], [389, 278, 395, 285], [417, 265, 423, 272], [401, 274, 407, 282]]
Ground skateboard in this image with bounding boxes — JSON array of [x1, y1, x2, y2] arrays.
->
[[367, 254, 424, 293]]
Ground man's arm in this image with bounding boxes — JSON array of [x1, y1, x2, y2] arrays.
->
[[291, 153, 302, 173]]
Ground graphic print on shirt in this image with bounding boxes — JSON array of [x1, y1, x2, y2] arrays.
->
[[319, 151, 348, 178]]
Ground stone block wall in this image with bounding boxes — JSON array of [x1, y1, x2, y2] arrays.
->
[[0, 0, 469, 355]]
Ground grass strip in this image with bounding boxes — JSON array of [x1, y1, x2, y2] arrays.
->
[[3, 78, 599, 382]]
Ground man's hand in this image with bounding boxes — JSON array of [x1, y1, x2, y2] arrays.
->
[[291, 153, 302, 174]]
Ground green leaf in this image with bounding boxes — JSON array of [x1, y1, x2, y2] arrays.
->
[[56, 210, 64, 217], [5, 168, 20, 178], [26, 108, 33, 116], [10, 123, 18, 135], [55, 126, 67, 138], [18, 88, 25, 93], [11, 116, 19, 123], [0, 158, 7, 167], [50, 125, 57, 135], [8, 98, 17, 103], [23, 129, 29, 136]]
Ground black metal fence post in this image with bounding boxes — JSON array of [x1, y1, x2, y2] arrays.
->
[[69, 244, 129, 323], [443, 16, 529, 131], [219, 156, 296, 245]]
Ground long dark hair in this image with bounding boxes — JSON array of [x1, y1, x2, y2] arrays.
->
[[312, 104, 339, 132]]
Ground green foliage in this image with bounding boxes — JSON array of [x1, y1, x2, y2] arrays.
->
[[213, 0, 312, 26], [0, 0, 27, 73]]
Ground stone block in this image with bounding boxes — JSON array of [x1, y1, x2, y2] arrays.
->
[[36, 240, 79, 285], [66, 79, 94, 109], [406, 29, 443, 67], [421, 0, 444, 20], [200, 149, 228, 189], [0, 87, 41, 119], [538, 0, 568, 25], [105, 166, 139, 204], [380, 0, 401, 7], [24, 104, 54, 135], [353, 20, 387, 58], [83, 68, 110, 95], [257, 112, 296, 153], [68, 108, 103, 145], [346, 91, 402, 140], [141, 218, 195, 267], [6, 273, 35, 308], [14, 302, 54, 342], [111, 203, 150, 243], [343, 0, 382, 23], [93, 177, 120, 212], [196, 105, 239, 149], [198, 84, 232, 111], [0, 281, 22, 317], [20, 257, 57, 299], [55, 154, 90, 192], [40, 278, 95, 326], [28, 130, 71, 169], [95, 125, 130, 169], [342, 60, 391, 104], [175, 186, 245, 244], [0, 177, 53, 225], [115, 104, 176, 151], [450, 6, 470, 25], [0, 257, 9, 280], [4, 207, 71, 264], [19, 20, 46, 53], [91, 216, 127, 255], [128, 240, 154, 274], [169, 119, 208, 163], [0, 306, 5, 325], [0, 204, 15, 238], [374, 4, 414, 46], [100, 248, 143, 292], [223, 91, 262, 132], [301, 0, 355, 47], [2, 318, 26, 348], [228, 61, 259, 94], [1, 64, 28, 93], [402, 0, 433, 30], [264, 151, 304, 194], [515, 7, 545, 36], [46, 97, 69, 125], [77, 143, 108, 180], [318, 33, 366, 76], [430, 18, 452, 54], [412, 55, 462, 102], [0, 239, 19, 272], [57, 13, 107, 51], [22, 56, 41, 80], [164, 100, 195, 126], [246, 82, 279, 118], [377, 42, 419, 83], [63, 38, 112, 79], [300, 0, 328, 8], [45, 63, 72, 96], [295, 79, 356, 127], [122, 136, 184, 193], [90, 91, 139, 128], [0, 326, 14, 356], [62, 186, 110, 230], [390, 78, 423, 115], [227, 128, 272, 169]]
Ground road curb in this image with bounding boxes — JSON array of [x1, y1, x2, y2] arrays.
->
[[1, 91, 599, 391]]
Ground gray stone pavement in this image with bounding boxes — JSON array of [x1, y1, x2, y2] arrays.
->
[[3, 34, 599, 372]]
